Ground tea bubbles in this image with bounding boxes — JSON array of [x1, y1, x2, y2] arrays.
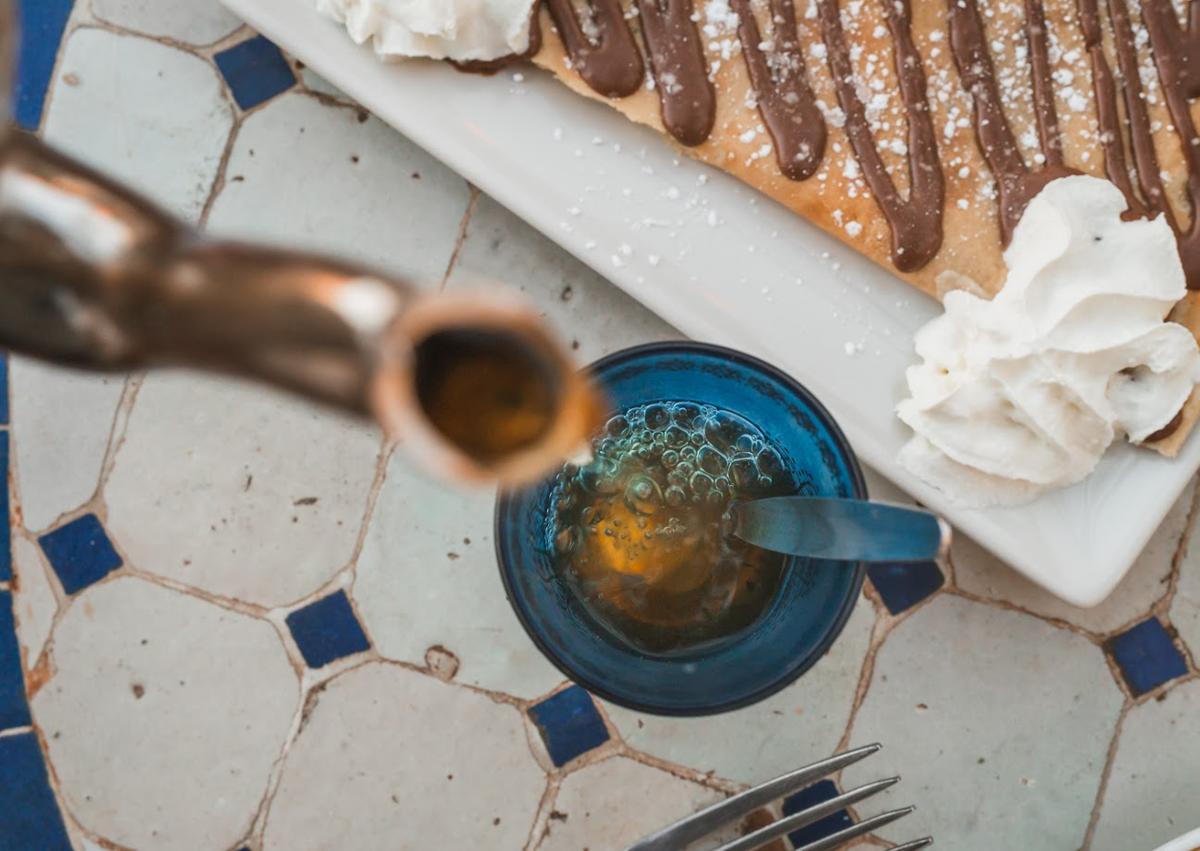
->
[[549, 401, 793, 655]]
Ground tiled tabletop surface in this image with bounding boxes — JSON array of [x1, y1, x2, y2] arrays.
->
[[3, 2, 1200, 849]]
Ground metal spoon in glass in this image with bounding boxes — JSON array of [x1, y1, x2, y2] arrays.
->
[[729, 497, 951, 562]]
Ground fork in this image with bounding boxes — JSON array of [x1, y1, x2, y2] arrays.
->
[[626, 744, 931, 851]]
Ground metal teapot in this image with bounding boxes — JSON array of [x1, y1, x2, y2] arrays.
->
[[0, 2, 600, 485]]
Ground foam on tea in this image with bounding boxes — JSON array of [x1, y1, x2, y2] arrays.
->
[[549, 401, 794, 655]]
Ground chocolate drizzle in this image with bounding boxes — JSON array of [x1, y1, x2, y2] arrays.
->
[[947, 0, 1078, 245], [544, 0, 946, 271], [1071, 0, 1200, 287], [635, 0, 716, 146], [545, 0, 714, 146], [1076, 0, 1151, 219], [471, 0, 1200, 287], [731, 0, 825, 179], [818, 0, 944, 271], [1134, 0, 1200, 288], [544, 0, 645, 97]]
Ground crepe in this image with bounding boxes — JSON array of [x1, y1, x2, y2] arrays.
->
[[529, 0, 1200, 455]]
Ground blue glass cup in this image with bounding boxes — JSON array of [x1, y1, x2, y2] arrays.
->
[[495, 342, 866, 716]]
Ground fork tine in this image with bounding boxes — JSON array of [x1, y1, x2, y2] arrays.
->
[[623, 744, 882, 851], [793, 806, 916, 851], [892, 839, 934, 850], [710, 777, 900, 851]]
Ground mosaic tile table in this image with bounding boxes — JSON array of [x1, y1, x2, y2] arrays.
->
[[2, 2, 1199, 849]]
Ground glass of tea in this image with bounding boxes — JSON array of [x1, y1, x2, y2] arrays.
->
[[495, 342, 866, 716]]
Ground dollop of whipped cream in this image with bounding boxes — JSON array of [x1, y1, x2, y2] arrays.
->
[[898, 175, 1200, 507], [315, 0, 537, 63]]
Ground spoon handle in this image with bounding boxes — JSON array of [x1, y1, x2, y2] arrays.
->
[[731, 496, 951, 562]]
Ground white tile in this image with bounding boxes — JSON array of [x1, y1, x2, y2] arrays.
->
[[353, 452, 563, 698], [953, 486, 1193, 634], [92, 0, 242, 44], [1170, 517, 1200, 656], [262, 662, 545, 850], [206, 92, 469, 284], [446, 194, 679, 362], [33, 576, 298, 851], [843, 595, 1124, 850], [1091, 679, 1200, 851], [9, 358, 125, 532], [603, 595, 876, 785], [537, 756, 723, 851], [45, 28, 234, 223], [11, 536, 58, 669], [104, 372, 380, 607]]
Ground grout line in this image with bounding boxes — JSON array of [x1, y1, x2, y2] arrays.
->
[[61, 799, 131, 851], [90, 373, 143, 509], [834, 602, 892, 756], [7, 531, 62, 667], [294, 83, 360, 112], [1152, 476, 1200, 624], [1079, 699, 1131, 849], [240, 657, 366, 847], [336, 439, 393, 590], [71, 15, 238, 60], [615, 741, 743, 796], [197, 112, 244, 229], [438, 185, 482, 291], [198, 24, 255, 56], [943, 585, 1103, 643], [522, 775, 561, 851]]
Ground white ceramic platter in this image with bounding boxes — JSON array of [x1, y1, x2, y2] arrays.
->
[[1155, 828, 1200, 851], [223, 0, 1200, 607]]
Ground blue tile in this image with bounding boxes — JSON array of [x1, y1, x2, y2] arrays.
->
[[0, 432, 9, 583], [285, 590, 370, 668], [0, 351, 8, 424], [867, 561, 945, 615], [528, 686, 609, 767], [38, 513, 122, 595], [0, 732, 72, 850], [0, 592, 31, 731], [14, 0, 74, 131], [214, 35, 296, 110], [1106, 617, 1189, 696], [782, 780, 854, 848]]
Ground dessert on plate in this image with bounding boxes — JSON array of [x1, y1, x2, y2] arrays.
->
[[316, 0, 1200, 506]]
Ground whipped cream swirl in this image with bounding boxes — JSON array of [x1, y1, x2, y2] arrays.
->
[[315, 0, 537, 63], [898, 176, 1200, 507]]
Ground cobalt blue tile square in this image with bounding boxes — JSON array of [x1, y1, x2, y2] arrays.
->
[[528, 685, 609, 767], [14, 0, 74, 131], [0, 350, 8, 424], [867, 561, 945, 615], [782, 780, 854, 848], [0, 432, 10, 583], [1106, 617, 1189, 696], [214, 35, 296, 110], [38, 513, 123, 595], [285, 590, 370, 668], [0, 732, 72, 851], [0, 591, 32, 731]]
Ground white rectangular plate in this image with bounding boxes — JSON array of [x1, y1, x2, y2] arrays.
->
[[224, 0, 1200, 607]]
